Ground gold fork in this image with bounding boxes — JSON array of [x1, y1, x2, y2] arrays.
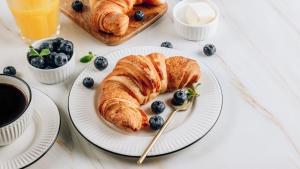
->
[[137, 97, 196, 165]]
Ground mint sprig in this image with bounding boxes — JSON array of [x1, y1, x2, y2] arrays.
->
[[186, 83, 201, 100], [80, 51, 94, 63], [39, 48, 50, 57], [28, 45, 50, 58]]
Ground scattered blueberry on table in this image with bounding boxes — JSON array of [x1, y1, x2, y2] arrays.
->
[[161, 41, 173, 48], [3, 66, 16, 76], [94, 56, 108, 71], [203, 44, 216, 56], [151, 100, 165, 114], [83, 77, 94, 88], [149, 116, 164, 130], [72, 0, 84, 12], [134, 10, 145, 21], [171, 90, 188, 106], [27, 37, 73, 69]]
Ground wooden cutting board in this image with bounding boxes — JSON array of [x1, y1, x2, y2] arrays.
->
[[60, 0, 168, 46]]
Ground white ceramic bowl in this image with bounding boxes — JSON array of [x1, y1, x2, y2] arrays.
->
[[0, 75, 33, 146], [27, 38, 75, 84], [173, 0, 220, 41]]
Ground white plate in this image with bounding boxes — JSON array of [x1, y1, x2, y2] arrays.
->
[[0, 88, 60, 169], [68, 46, 223, 157]]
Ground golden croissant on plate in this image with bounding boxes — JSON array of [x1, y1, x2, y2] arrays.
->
[[89, 0, 165, 36], [98, 53, 200, 131]]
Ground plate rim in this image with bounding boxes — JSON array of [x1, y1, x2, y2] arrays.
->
[[68, 46, 223, 158], [13, 88, 61, 169]]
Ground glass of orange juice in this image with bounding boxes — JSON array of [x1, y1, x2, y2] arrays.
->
[[7, 0, 60, 42]]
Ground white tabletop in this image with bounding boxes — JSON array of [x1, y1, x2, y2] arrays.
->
[[1, 0, 300, 168]]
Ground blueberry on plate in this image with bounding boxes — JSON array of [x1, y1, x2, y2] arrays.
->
[[57, 40, 73, 59], [134, 10, 144, 21], [72, 0, 84, 12], [161, 41, 173, 48], [149, 116, 164, 130], [30, 57, 45, 69], [39, 40, 54, 51], [203, 44, 216, 56], [3, 66, 16, 76], [171, 90, 187, 106], [44, 52, 57, 68], [94, 56, 108, 70], [151, 101, 165, 114], [83, 77, 94, 88], [54, 53, 68, 67]]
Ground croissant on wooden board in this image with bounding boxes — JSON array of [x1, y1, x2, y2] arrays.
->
[[89, 0, 166, 36], [98, 53, 201, 131]]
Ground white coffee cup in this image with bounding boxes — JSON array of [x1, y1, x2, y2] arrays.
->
[[0, 75, 33, 146]]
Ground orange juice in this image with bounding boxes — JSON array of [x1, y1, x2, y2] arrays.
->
[[7, 0, 60, 41]]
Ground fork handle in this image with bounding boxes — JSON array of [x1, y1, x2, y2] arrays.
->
[[137, 109, 179, 165]]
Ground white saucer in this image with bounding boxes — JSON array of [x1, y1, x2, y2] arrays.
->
[[69, 46, 223, 157], [0, 88, 60, 169]]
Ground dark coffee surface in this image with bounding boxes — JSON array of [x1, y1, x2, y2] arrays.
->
[[0, 83, 27, 127]]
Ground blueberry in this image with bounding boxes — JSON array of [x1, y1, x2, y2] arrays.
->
[[52, 37, 64, 51], [171, 90, 187, 106], [94, 56, 108, 70], [54, 53, 68, 67], [151, 101, 165, 114], [39, 40, 54, 51], [134, 10, 144, 21], [57, 40, 73, 58], [161, 41, 173, 48], [203, 44, 216, 56], [30, 57, 45, 69], [149, 116, 164, 130], [45, 66, 54, 69], [83, 77, 94, 88], [27, 47, 41, 59], [44, 52, 57, 68], [72, 0, 84, 12], [3, 66, 16, 76]]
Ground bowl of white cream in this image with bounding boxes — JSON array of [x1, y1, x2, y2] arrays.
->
[[173, 0, 220, 41]]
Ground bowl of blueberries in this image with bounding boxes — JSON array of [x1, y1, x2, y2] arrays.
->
[[27, 37, 75, 84]]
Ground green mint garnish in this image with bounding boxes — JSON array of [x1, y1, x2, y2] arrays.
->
[[186, 83, 201, 100], [80, 51, 94, 63], [39, 48, 50, 57], [28, 45, 50, 58], [29, 45, 40, 57]]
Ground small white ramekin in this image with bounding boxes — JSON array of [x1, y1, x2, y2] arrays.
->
[[173, 0, 220, 41], [27, 38, 75, 84], [0, 75, 33, 146]]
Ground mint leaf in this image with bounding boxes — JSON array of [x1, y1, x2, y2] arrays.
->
[[29, 46, 40, 57], [186, 83, 201, 100], [80, 51, 94, 63], [186, 88, 195, 100], [39, 48, 50, 57], [193, 83, 201, 96]]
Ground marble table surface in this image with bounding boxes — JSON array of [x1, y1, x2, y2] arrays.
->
[[1, 0, 300, 168]]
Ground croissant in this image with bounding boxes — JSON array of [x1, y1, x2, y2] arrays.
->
[[98, 53, 200, 131], [89, 0, 165, 36]]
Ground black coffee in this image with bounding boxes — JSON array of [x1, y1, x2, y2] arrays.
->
[[0, 83, 27, 127]]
